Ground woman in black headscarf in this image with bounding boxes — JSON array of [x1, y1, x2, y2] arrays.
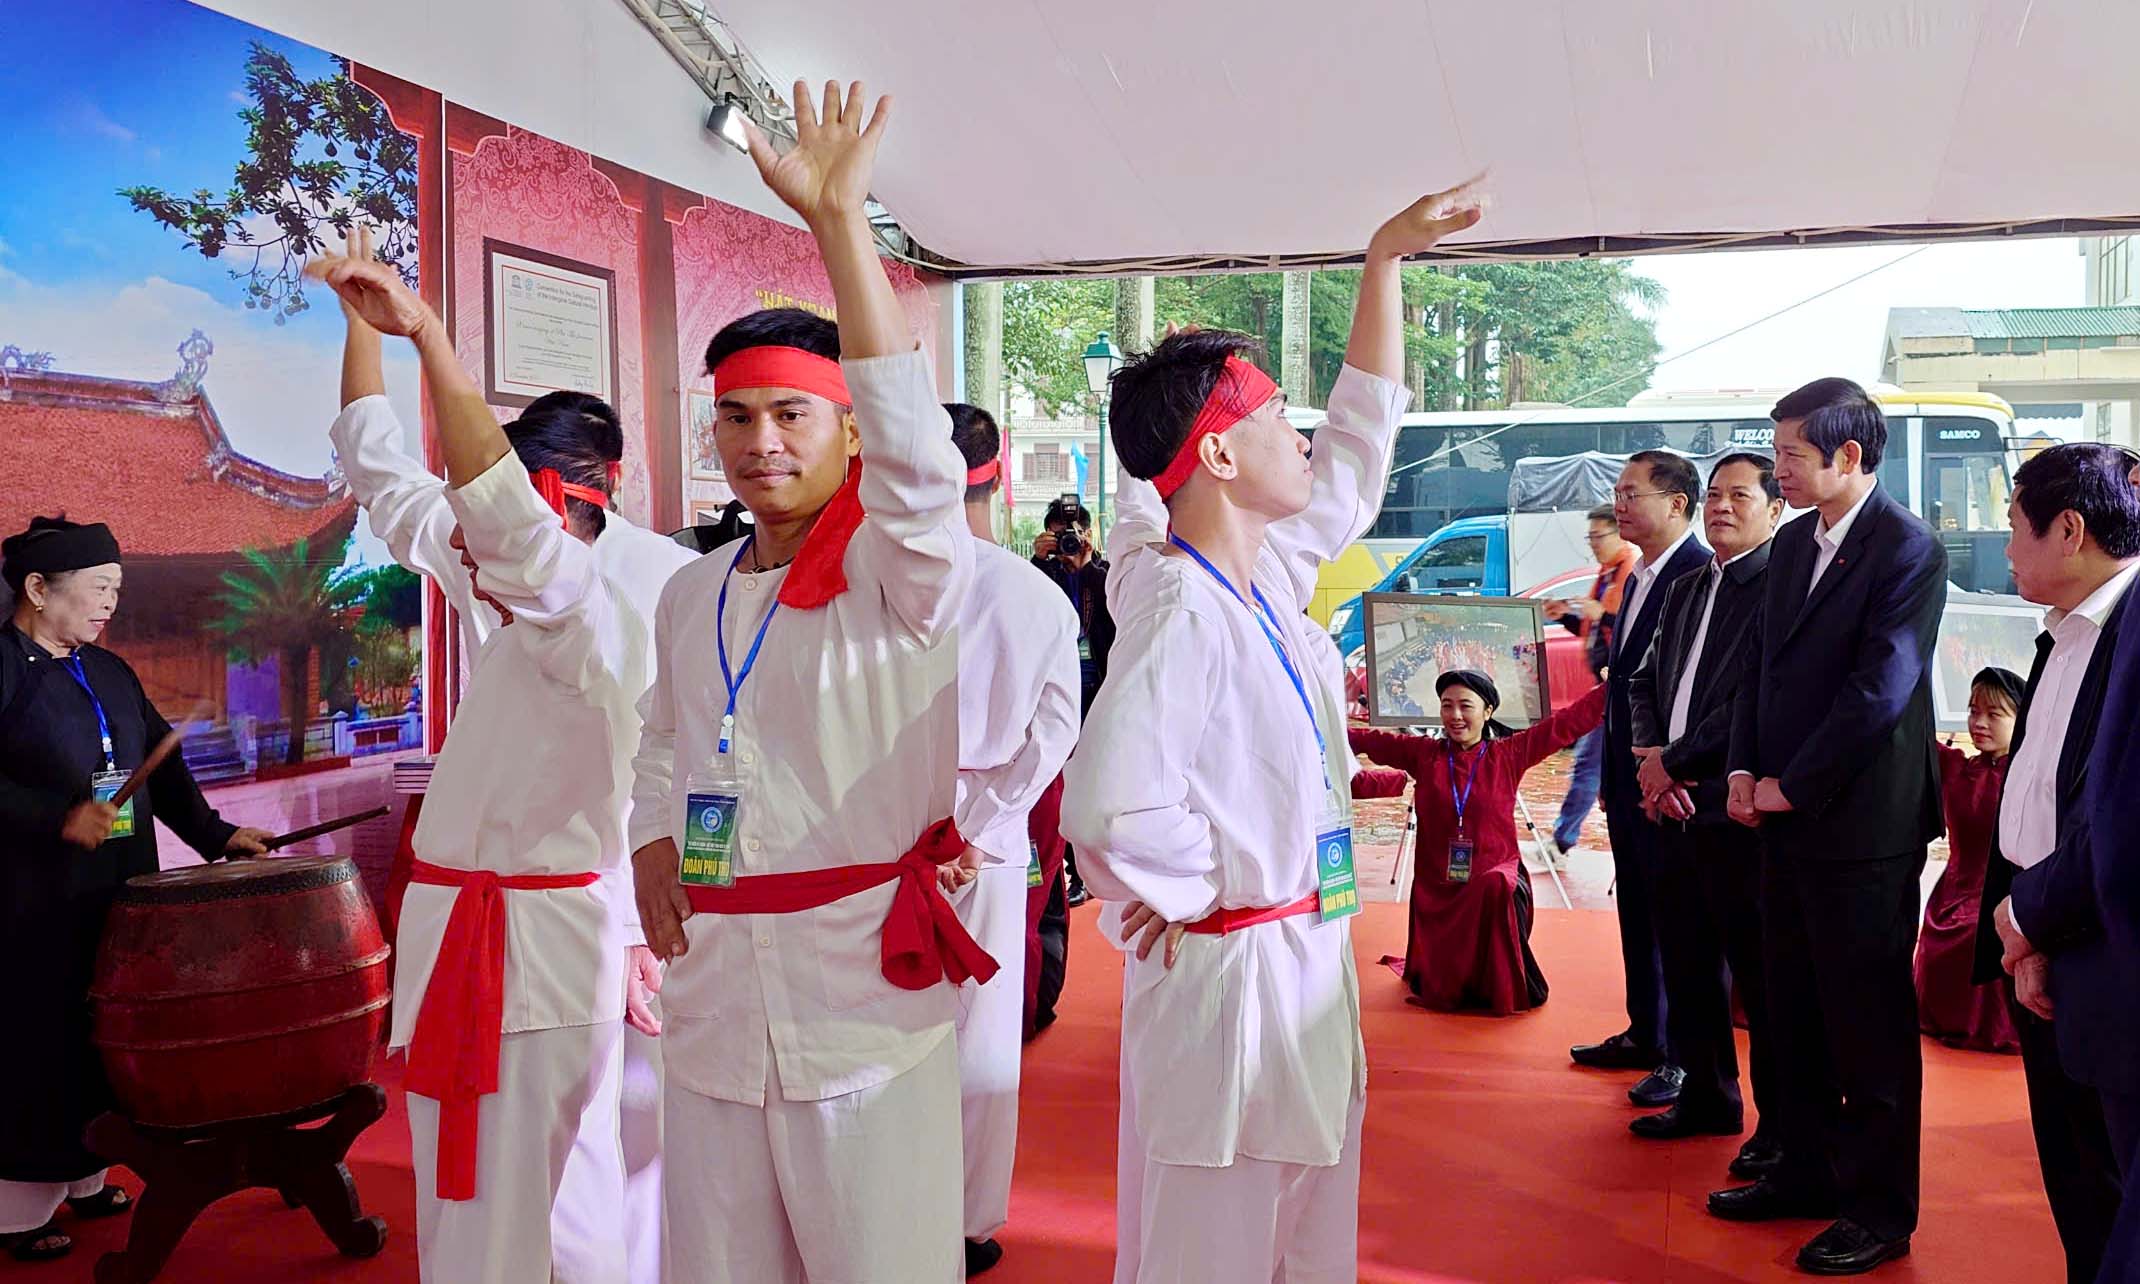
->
[[1349, 668, 1605, 1015], [0, 516, 270, 1263]]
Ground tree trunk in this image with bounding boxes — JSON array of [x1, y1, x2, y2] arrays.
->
[[1435, 295, 1459, 411], [1280, 271, 1312, 406], [1465, 332, 1490, 411], [281, 645, 309, 765], [962, 282, 1004, 421], [1114, 276, 1155, 355]]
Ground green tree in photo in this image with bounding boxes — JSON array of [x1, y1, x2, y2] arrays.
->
[[208, 536, 363, 765]]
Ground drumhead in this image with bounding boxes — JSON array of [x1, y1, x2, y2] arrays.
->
[[120, 855, 357, 904]]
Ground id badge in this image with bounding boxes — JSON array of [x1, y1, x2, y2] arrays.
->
[[1315, 825, 1361, 922], [1027, 840, 1044, 889], [90, 769, 135, 841], [1447, 839, 1474, 885], [680, 764, 740, 888]]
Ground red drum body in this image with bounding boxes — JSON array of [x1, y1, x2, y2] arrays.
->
[[91, 856, 391, 1128]]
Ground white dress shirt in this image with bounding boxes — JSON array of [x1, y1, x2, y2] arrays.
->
[[1807, 483, 1877, 598], [629, 349, 975, 1108], [389, 451, 646, 1048], [1062, 363, 1407, 1169], [955, 541, 1081, 868], [1999, 561, 2140, 876], [1617, 526, 1696, 661], [1666, 547, 1761, 742]]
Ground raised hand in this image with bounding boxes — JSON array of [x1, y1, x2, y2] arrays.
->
[[1367, 177, 1487, 262], [337, 225, 377, 322], [306, 250, 435, 342], [744, 80, 891, 228]]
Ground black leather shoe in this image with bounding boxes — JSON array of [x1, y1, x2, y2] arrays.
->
[[1706, 1179, 1837, 1223], [965, 1238, 1005, 1276], [1630, 1103, 1742, 1140], [1065, 881, 1091, 908], [1729, 1133, 1784, 1180], [1570, 1032, 1662, 1070], [1795, 1220, 1911, 1275], [1629, 1064, 1685, 1107]]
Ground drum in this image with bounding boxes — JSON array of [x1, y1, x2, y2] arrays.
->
[[91, 856, 391, 1128]]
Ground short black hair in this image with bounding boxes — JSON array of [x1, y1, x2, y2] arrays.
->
[[1771, 376, 1887, 472], [507, 392, 624, 537], [1043, 497, 1092, 531], [1585, 503, 1617, 528], [946, 403, 1000, 501], [1107, 329, 1264, 482], [1627, 449, 1700, 518], [1709, 452, 1781, 502], [702, 308, 843, 397], [2013, 442, 2140, 558]]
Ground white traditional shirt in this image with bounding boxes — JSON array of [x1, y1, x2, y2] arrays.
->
[[629, 348, 974, 1107], [2001, 561, 2140, 881], [1061, 363, 1407, 1169], [388, 450, 649, 1047], [954, 540, 1081, 868]]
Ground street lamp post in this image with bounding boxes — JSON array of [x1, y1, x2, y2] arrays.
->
[[1082, 331, 1123, 533]]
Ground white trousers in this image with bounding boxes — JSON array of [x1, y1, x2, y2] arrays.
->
[[952, 865, 1028, 1240], [0, 1172, 106, 1234], [408, 1020, 627, 1284], [663, 1030, 962, 1283], [1114, 1073, 1365, 1284], [619, 1017, 665, 1284]]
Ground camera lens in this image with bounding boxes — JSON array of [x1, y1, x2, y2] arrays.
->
[[1056, 530, 1085, 557]]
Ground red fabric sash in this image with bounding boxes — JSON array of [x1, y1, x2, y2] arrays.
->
[[1184, 891, 1320, 936], [680, 817, 999, 990], [712, 345, 852, 408], [1151, 356, 1281, 500], [401, 860, 602, 1201]]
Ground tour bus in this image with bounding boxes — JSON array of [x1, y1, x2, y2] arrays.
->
[[1300, 385, 2022, 640]]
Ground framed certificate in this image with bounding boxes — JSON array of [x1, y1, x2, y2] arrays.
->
[[482, 239, 618, 408], [1360, 593, 1551, 729]]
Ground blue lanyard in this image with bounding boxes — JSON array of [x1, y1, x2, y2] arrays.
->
[[61, 654, 117, 771], [1447, 742, 1484, 832], [715, 538, 780, 756], [1167, 534, 1324, 759]]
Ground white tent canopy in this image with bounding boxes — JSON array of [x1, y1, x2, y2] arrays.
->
[[204, 0, 2140, 276]]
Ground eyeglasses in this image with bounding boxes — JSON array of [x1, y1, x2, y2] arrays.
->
[[1613, 488, 1672, 504]]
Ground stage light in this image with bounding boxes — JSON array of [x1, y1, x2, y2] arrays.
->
[[705, 96, 751, 155]]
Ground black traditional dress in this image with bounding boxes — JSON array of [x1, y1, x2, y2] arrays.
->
[[0, 622, 236, 1184]]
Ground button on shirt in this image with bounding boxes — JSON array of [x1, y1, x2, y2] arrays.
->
[[1807, 484, 1877, 598], [1999, 561, 2140, 876], [1666, 548, 1761, 742]]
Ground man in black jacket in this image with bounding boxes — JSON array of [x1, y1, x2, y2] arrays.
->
[[1626, 454, 1784, 1180], [1976, 443, 2140, 1283], [1714, 378, 1946, 1276], [1569, 451, 1710, 1109]]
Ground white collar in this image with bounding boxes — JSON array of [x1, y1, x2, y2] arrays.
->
[[2046, 559, 2140, 635], [1816, 483, 1877, 549]]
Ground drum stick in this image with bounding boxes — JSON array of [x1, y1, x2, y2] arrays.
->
[[264, 806, 391, 851], [110, 703, 213, 808]]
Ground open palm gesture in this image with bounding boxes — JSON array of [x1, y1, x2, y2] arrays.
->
[[745, 80, 891, 227], [305, 250, 434, 340]]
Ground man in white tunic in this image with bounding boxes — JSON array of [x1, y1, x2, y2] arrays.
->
[[945, 402, 1081, 1275], [628, 81, 984, 1284], [327, 230, 687, 1284], [312, 245, 676, 1284], [1060, 185, 1483, 1284]]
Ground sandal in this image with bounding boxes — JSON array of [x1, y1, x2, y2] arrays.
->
[[66, 1185, 132, 1219], [1, 1221, 72, 1262]]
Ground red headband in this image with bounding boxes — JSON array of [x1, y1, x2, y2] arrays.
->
[[532, 469, 612, 526], [1150, 356, 1281, 500], [712, 345, 851, 408], [966, 458, 1001, 487]]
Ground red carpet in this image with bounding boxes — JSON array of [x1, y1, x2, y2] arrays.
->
[[60, 904, 2060, 1282]]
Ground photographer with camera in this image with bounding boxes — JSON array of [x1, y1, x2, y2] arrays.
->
[[1030, 497, 1114, 908]]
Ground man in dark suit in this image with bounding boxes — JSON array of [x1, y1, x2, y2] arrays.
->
[[1978, 443, 2140, 1283], [1712, 378, 1946, 1275], [1626, 453, 1785, 1180], [2075, 450, 2140, 1283], [1570, 450, 1710, 1109]]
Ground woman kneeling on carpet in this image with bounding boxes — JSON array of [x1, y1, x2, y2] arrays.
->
[[1350, 669, 1604, 1015]]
